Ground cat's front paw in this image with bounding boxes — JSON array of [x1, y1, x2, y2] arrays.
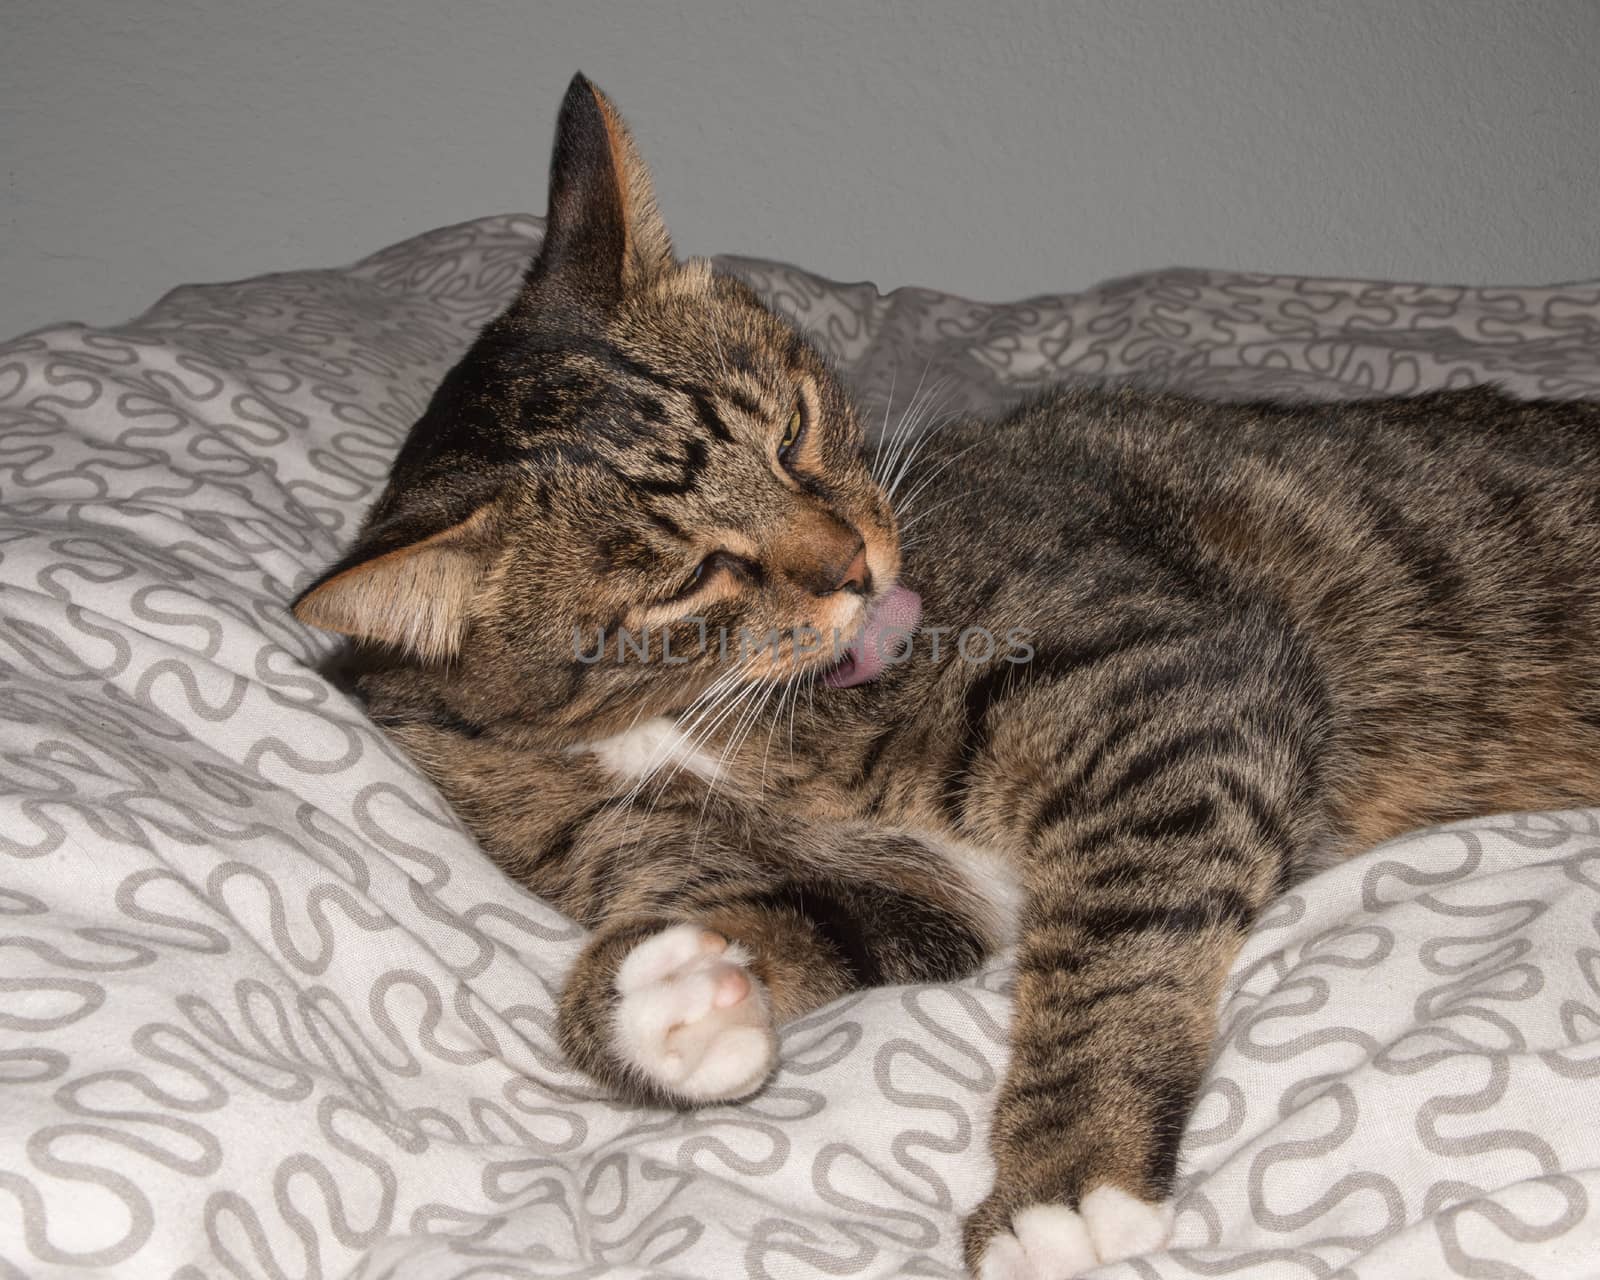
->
[[967, 1186, 1173, 1279], [612, 924, 777, 1103]]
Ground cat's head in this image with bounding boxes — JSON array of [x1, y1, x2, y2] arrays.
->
[[294, 74, 904, 741]]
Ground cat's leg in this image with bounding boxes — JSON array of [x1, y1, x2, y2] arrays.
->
[[402, 728, 996, 1108], [963, 906, 1248, 1276], [556, 824, 995, 1108], [959, 650, 1324, 1276]]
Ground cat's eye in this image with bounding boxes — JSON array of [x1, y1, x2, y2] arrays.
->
[[778, 401, 807, 467], [665, 551, 761, 603], [679, 558, 708, 596]]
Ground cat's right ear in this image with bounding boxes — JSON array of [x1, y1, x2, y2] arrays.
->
[[290, 492, 500, 664], [521, 73, 675, 314]]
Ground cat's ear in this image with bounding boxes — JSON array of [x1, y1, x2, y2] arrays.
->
[[523, 73, 675, 310], [291, 494, 500, 663]]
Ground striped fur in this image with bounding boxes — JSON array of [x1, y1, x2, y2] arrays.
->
[[294, 75, 1600, 1275]]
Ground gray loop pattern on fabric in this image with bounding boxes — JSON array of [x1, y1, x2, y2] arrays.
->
[[2, 214, 1599, 1276]]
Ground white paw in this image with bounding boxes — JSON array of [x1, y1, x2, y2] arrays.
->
[[978, 1204, 1095, 1279], [612, 924, 777, 1103], [978, 1187, 1173, 1279]]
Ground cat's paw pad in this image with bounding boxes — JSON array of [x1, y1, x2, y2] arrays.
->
[[612, 924, 776, 1103], [977, 1189, 1172, 1279]]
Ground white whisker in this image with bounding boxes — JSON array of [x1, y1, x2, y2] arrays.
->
[[692, 675, 776, 852], [893, 439, 982, 518], [874, 361, 933, 487], [897, 482, 1003, 535], [869, 367, 899, 484], [885, 381, 960, 505]]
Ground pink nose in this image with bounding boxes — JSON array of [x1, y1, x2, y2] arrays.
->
[[836, 545, 869, 594]]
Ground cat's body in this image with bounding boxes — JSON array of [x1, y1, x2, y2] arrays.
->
[[295, 76, 1600, 1278]]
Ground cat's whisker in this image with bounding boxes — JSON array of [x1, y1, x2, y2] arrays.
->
[[691, 674, 776, 852], [878, 373, 940, 490], [884, 382, 960, 504], [869, 367, 899, 485], [891, 438, 983, 519], [653, 661, 773, 803], [885, 370, 950, 477], [636, 662, 757, 803], [885, 399, 961, 500], [624, 665, 742, 793], [759, 670, 802, 798], [674, 690, 753, 815], [624, 674, 764, 846], [599, 661, 754, 842], [897, 483, 1004, 535], [873, 361, 932, 487], [674, 659, 762, 750], [669, 662, 748, 745], [787, 667, 805, 762]]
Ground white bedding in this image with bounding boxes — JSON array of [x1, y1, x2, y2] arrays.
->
[[2, 214, 1599, 1279]]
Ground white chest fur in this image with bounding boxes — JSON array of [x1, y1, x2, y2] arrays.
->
[[919, 832, 1024, 948], [582, 715, 726, 785]]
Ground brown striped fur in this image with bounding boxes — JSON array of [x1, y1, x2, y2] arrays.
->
[[293, 75, 1600, 1274]]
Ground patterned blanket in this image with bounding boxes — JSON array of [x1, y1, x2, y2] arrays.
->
[[2, 214, 1598, 1279]]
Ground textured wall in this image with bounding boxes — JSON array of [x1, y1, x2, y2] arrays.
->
[[4, 0, 1597, 337]]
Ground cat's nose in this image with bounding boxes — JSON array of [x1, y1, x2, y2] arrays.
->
[[779, 514, 871, 596], [835, 545, 870, 596]]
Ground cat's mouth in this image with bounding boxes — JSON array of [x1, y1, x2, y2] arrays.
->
[[821, 585, 923, 688]]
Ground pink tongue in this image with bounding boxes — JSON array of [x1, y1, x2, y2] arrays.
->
[[824, 585, 923, 688]]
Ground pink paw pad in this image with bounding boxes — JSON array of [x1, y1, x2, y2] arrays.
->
[[612, 923, 777, 1103]]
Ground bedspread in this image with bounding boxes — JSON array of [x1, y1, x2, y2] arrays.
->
[[2, 214, 1599, 1279]]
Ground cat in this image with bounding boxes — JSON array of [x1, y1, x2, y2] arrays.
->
[[292, 73, 1600, 1278]]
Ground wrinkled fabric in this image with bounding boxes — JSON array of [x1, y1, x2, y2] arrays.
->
[[1, 214, 1598, 1278]]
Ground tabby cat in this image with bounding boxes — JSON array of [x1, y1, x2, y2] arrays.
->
[[292, 74, 1600, 1277]]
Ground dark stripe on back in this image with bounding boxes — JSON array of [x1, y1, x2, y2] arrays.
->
[[946, 623, 1205, 830], [1028, 716, 1147, 839], [1216, 770, 1297, 866], [940, 660, 1019, 825], [853, 723, 902, 784], [1124, 795, 1217, 844], [1030, 712, 1240, 843], [1099, 724, 1244, 801]]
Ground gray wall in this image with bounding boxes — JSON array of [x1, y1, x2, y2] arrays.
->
[[5, 1, 1598, 338]]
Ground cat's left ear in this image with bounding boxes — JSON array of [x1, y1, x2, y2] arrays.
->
[[522, 73, 675, 311]]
